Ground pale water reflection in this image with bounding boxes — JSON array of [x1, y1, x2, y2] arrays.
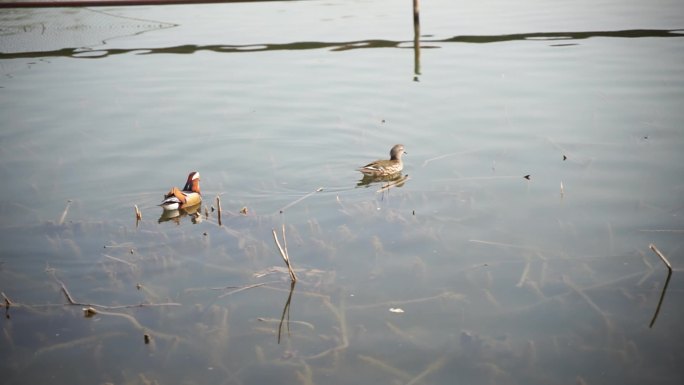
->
[[1, 0, 684, 384]]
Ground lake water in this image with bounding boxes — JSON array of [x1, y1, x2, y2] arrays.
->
[[1, 0, 683, 384]]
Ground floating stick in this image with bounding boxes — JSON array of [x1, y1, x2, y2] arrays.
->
[[649, 244, 673, 328]]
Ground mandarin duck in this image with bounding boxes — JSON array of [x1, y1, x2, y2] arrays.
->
[[160, 171, 201, 211], [358, 144, 406, 176]]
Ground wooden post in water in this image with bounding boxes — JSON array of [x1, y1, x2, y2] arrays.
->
[[413, 0, 421, 80]]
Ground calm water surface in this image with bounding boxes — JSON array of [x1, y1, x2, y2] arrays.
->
[[1, 1, 683, 384]]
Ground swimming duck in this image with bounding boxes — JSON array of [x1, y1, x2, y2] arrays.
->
[[160, 171, 201, 211], [358, 144, 406, 176]]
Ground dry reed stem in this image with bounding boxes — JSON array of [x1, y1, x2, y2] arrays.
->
[[216, 195, 222, 226], [86, 308, 182, 342], [257, 317, 315, 331], [58, 199, 72, 225], [562, 275, 612, 331], [272, 226, 297, 282], [349, 291, 466, 310], [516, 258, 531, 288], [1, 291, 13, 308], [278, 187, 324, 213], [295, 362, 315, 385], [277, 281, 296, 343], [33, 331, 125, 357], [356, 354, 413, 382], [217, 282, 270, 298], [406, 354, 448, 385], [53, 274, 180, 310], [506, 270, 645, 317], [469, 239, 549, 253], [134, 204, 142, 221], [649, 244, 672, 271], [102, 253, 136, 267], [306, 297, 348, 360], [385, 321, 420, 346], [357, 354, 413, 382], [649, 244, 673, 328], [421, 147, 485, 167]]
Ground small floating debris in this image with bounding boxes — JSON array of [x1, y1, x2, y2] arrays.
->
[[83, 307, 98, 318], [240, 206, 249, 215], [144, 333, 151, 344], [389, 308, 405, 313], [563, 155, 567, 161], [523, 174, 531, 180]]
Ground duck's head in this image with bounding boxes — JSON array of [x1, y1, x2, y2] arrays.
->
[[183, 171, 201, 193], [390, 144, 406, 161]]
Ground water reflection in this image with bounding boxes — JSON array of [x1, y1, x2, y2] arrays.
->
[[2, 29, 682, 59], [356, 172, 409, 189], [277, 281, 296, 344], [157, 203, 202, 224]]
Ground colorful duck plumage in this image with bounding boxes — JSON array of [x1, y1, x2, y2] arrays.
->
[[160, 171, 202, 211], [358, 144, 406, 176]]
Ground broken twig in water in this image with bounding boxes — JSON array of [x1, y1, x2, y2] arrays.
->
[[273, 225, 297, 282], [649, 244, 673, 328]]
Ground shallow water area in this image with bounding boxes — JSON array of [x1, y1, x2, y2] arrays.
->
[[1, 0, 684, 384]]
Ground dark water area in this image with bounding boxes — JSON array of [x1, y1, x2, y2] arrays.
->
[[1, 1, 683, 384]]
